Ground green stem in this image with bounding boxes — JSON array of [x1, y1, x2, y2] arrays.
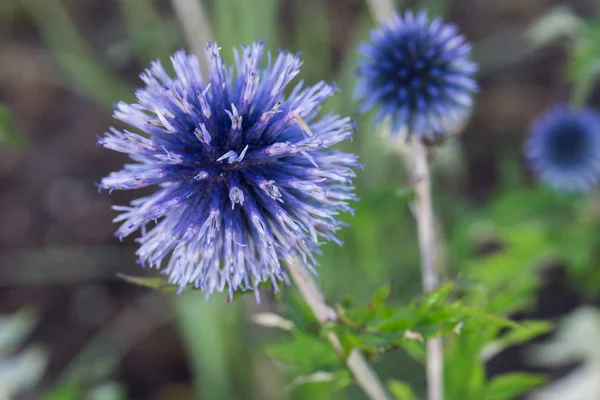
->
[[286, 259, 391, 400], [412, 139, 444, 400]]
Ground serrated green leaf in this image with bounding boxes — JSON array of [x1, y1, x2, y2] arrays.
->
[[480, 320, 552, 364], [497, 320, 552, 346], [337, 296, 525, 358], [285, 370, 351, 393], [413, 282, 455, 318], [399, 339, 426, 362], [459, 307, 522, 330], [388, 379, 419, 400], [265, 331, 342, 375], [459, 224, 548, 315], [485, 373, 546, 400], [336, 327, 403, 354], [338, 292, 412, 333], [369, 284, 392, 308], [371, 310, 416, 333], [285, 293, 319, 333], [443, 160, 597, 400]]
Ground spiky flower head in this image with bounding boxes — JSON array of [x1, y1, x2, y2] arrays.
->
[[525, 105, 600, 192], [98, 42, 358, 300], [355, 11, 477, 141]]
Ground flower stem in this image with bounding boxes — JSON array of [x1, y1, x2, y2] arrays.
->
[[412, 139, 443, 400], [285, 259, 391, 400], [363, 0, 447, 397]]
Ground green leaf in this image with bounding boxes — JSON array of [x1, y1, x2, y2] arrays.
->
[[485, 373, 546, 400], [265, 330, 342, 375], [335, 279, 529, 362], [285, 370, 352, 392], [285, 292, 319, 333], [338, 282, 498, 349], [460, 224, 549, 315], [445, 332, 489, 400], [0, 105, 26, 149], [496, 320, 552, 347], [457, 307, 522, 331], [369, 284, 392, 308], [116, 273, 179, 292], [388, 379, 419, 400], [399, 339, 425, 363], [413, 282, 455, 319], [175, 292, 238, 399], [335, 326, 403, 355]]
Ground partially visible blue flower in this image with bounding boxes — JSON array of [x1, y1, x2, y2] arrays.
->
[[525, 105, 600, 192], [355, 11, 477, 140], [98, 42, 358, 300]]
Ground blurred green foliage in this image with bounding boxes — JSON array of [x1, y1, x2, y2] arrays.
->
[[526, 4, 600, 106], [0, 104, 27, 149]]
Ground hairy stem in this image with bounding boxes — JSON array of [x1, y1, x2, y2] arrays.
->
[[363, 0, 446, 396], [413, 139, 443, 400], [171, 2, 389, 397], [286, 259, 391, 400]]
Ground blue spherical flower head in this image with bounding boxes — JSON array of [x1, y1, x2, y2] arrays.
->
[[355, 11, 477, 140], [525, 106, 600, 192], [98, 42, 359, 300]]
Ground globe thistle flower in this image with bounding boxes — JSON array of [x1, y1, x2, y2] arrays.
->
[[355, 11, 477, 140], [525, 105, 600, 192], [98, 42, 358, 300]]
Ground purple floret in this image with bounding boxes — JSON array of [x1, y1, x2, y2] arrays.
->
[[98, 42, 359, 300]]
